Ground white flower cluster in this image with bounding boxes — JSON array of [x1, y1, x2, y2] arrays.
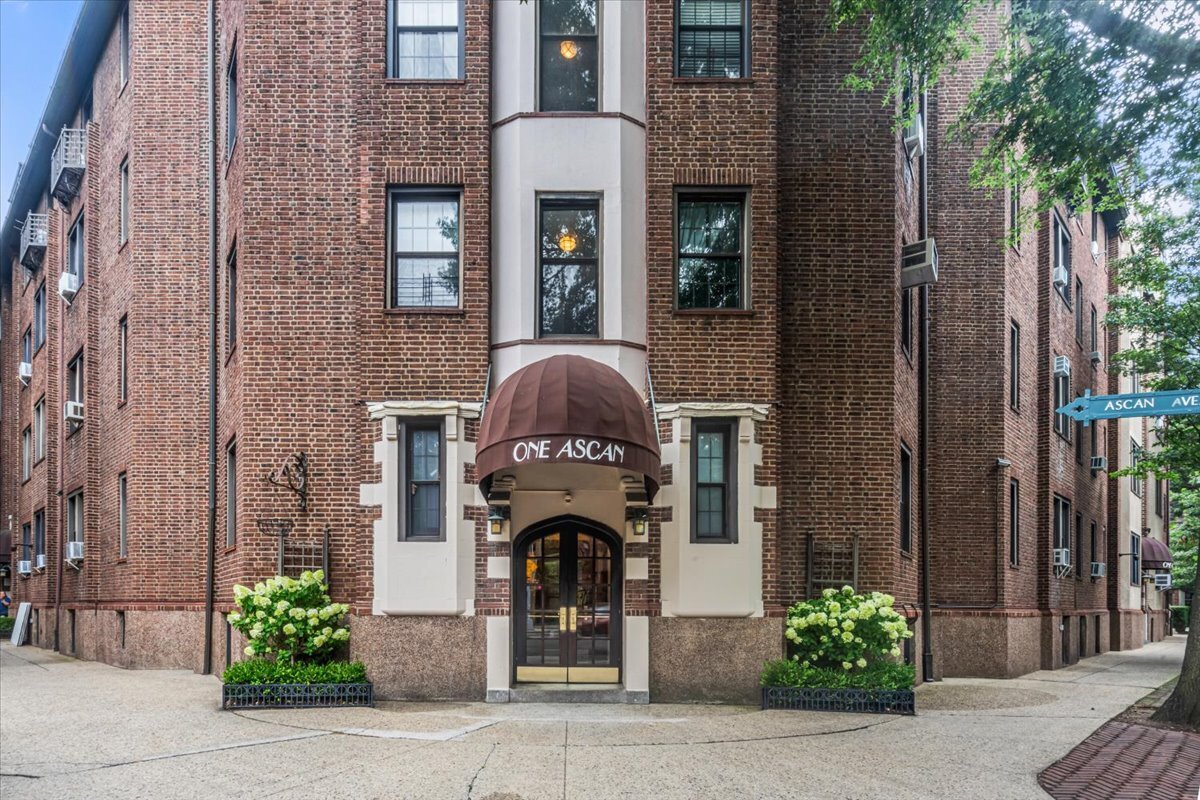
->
[[226, 570, 351, 662], [783, 585, 913, 670]]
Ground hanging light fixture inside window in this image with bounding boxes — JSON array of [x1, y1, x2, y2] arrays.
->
[[558, 231, 578, 253], [560, 40, 579, 60]]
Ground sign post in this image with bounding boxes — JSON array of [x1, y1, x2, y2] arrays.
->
[[1057, 388, 1200, 425]]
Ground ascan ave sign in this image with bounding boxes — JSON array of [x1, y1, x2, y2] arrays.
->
[[1057, 388, 1200, 425]]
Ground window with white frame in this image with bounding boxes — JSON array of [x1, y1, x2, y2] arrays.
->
[[66, 490, 83, 544], [34, 509, 45, 562], [67, 213, 85, 282], [66, 352, 84, 435], [1130, 439, 1142, 497], [21, 427, 31, 481], [34, 396, 45, 462], [1053, 213, 1071, 305]]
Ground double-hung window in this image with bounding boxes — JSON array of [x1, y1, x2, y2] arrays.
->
[[120, 158, 130, 245], [21, 427, 31, 481], [119, 316, 129, 402], [1009, 321, 1020, 410], [34, 397, 45, 462], [539, 0, 598, 111], [118, 472, 128, 558], [1074, 512, 1083, 580], [390, 0, 462, 80], [1130, 533, 1140, 586], [66, 352, 84, 435], [227, 247, 238, 347], [676, 0, 748, 78], [22, 327, 32, 366], [226, 46, 238, 153], [1089, 522, 1097, 572], [34, 283, 46, 350], [1053, 495, 1071, 555], [1090, 305, 1098, 354], [66, 490, 84, 545], [21, 523, 31, 565], [692, 419, 737, 543], [899, 443, 912, 553], [1053, 365, 1071, 440], [400, 421, 443, 540], [676, 191, 746, 310], [1130, 439, 1142, 497], [389, 190, 461, 308], [227, 440, 237, 547], [1053, 213, 1071, 305], [538, 197, 599, 337], [1155, 479, 1166, 517], [67, 214, 85, 283], [1009, 479, 1020, 566], [34, 510, 45, 563], [1075, 279, 1084, 343]]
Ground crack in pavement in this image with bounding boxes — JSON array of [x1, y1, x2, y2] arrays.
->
[[465, 743, 497, 799]]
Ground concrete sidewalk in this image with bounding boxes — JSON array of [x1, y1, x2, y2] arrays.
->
[[0, 637, 1186, 799]]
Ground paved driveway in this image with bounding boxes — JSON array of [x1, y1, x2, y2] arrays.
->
[[0, 637, 1185, 799]]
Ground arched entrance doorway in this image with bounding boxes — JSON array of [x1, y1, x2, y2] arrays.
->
[[513, 517, 622, 684]]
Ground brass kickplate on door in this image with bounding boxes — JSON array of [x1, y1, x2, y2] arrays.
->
[[568, 667, 619, 684], [516, 666, 568, 682]]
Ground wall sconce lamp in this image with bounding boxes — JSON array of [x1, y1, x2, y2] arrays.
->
[[626, 507, 649, 537], [488, 506, 510, 537]]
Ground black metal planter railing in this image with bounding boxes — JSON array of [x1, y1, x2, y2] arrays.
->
[[222, 682, 374, 709], [761, 686, 915, 715]]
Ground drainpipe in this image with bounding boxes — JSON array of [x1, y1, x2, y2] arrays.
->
[[918, 86, 937, 682], [202, 0, 217, 675]]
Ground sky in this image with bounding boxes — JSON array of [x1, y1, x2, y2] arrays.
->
[[0, 0, 83, 220]]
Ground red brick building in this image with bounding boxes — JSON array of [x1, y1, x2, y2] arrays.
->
[[0, 0, 1164, 702]]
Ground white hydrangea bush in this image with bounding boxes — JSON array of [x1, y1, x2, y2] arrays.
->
[[226, 570, 350, 663], [784, 586, 914, 671]]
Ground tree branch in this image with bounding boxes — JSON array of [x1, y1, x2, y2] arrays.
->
[[1054, 0, 1200, 72]]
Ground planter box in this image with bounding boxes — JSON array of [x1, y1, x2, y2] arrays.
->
[[761, 686, 915, 715], [222, 682, 374, 709]]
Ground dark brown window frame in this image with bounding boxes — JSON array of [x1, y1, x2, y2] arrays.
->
[[119, 315, 129, 403], [1009, 320, 1020, 411], [537, 193, 601, 337], [674, 188, 749, 312], [386, 187, 463, 310], [690, 417, 738, 544], [899, 442, 912, 554], [398, 418, 446, 541], [387, 0, 465, 81], [1009, 478, 1020, 567], [674, 0, 750, 79]]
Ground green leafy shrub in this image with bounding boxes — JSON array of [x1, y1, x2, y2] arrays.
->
[[1171, 605, 1190, 632], [0, 616, 14, 635], [222, 659, 367, 686], [760, 659, 915, 690], [783, 586, 914, 673], [226, 570, 350, 663]]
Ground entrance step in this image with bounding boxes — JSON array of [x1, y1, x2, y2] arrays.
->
[[503, 684, 648, 704]]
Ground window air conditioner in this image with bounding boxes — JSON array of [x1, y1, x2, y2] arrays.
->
[[1054, 355, 1071, 378], [58, 271, 80, 304], [1090, 350, 1102, 366], [1053, 548, 1071, 567], [36, 554, 46, 570], [1053, 265, 1068, 288], [900, 237, 938, 289], [903, 111, 926, 160], [66, 541, 84, 561], [64, 401, 84, 422], [1090, 456, 1108, 472], [17, 560, 31, 575], [1091, 240, 1100, 258], [1090, 562, 1106, 578], [1154, 573, 1172, 590], [19, 361, 32, 385]]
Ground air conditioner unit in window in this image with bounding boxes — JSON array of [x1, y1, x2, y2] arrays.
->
[[36, 554, 46, 570], [17, 560, 31, 575], [1053, 265, 1068, 288], [1090, 350, 1103, 366], [900, 237, 938, 289], [903, 111, 926, 160], [66, 541, 84, 562], [1090, 456, 1108, 472], [64, 401, 84, 422], [58, 270, 80, 304], [1090, 562, 1106, 578], [1154, 573, 1172, 590], [1053, 548, 1071, 567], [1054, 355, 1071, 378], [1091, 240, 1101, 258], [18, 361, 32, 385]]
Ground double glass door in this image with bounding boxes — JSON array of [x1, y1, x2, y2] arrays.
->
[[515, 521, 621, 684]]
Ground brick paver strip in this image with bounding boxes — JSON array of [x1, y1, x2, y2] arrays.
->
[[1039, 720, 1200, 800]]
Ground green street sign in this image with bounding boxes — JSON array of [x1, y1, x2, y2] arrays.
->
[[1058, 388, 1200, 425]]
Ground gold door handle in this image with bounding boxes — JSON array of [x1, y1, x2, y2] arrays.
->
[[569, 607, 578, 632], [558, 607, 567, 632]]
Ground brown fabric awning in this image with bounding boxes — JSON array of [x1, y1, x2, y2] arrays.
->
[[1141, 536, 1173, 570], [477, 355, 660, 500]]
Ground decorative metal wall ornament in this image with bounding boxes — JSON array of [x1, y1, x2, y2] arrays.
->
[[266, 451, 309, 511]]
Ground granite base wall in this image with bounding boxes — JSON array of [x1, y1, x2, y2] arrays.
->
[[350, 615, 487, 701], [10, 607, 207, 672], [934, 613, 1043, 678], [648, 617, 782, 704]]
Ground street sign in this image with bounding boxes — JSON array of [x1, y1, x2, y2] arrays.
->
[[1057, 388, 1200, 425]]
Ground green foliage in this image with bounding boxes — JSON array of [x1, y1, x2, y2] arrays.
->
[[222, 659, 367, 686], [1173, 606, 1191, 634], [227, 570, 350, 664], [1171, 489, 1200, 591], [0, 616, 14, 634], [783, 586, 914, 673], [761, 658, 916, 691]]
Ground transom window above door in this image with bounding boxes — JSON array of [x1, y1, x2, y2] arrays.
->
[[676, 192, 746, 310], [539, 0, 598, 111], [538, 197, 599, 338], [389, 190, 461, 308], [390, 0, 462, 79]]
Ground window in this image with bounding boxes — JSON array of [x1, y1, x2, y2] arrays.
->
[[1090, 305, 1098, 353], [1053, 213, 1071, 305], [1130, 533, 1140, 586], [66, 490, 83, 544], [676, 192, 745, 310], [118, 610, 126, 648], [538, 196, 599, 336], [119, 158, 130, 244], [21, 427, 31, 481], [1090, 420, 1098, 473], [1009, 479, 1020, 566], [1054, 367, 1071, 440], [66, 352, 84, 435], [118, 472, 128, 558], [405, 425, 442, 539], [34, 283, 46, 350], [34, 509, 44, 563], [1009, 179, 1021, 244], [900, 289, 912, 357], [389, 0, 462, 79], [1075, 512, 1083, 580], [1075, 278, 1083, 343], [1090, 522, 1097, 572], [226, 440, 237, 547], [34, 397, 45, 462], [1130, 439, 1142, 497], [227, 246, 238, 346], [119, 316, 129, 402], [1075, 420, 1083, 464], [1053, 495, 1071, 555], [67, 214, 85, 282], [899, 443, 912, 553], [539, 0, 598, 111], [21, 523, 31, 565], [226, 46, 238, 153], [676, 0, 748, 78], [692, 419, 737, 542], [389, 190, 460, 308], [119, 4, 130, 86], [22, 327, 31, 365], [1155, 479, 1166, 518], [1091, 207, 1100, 259], [1009, 321, 1020, 410]]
